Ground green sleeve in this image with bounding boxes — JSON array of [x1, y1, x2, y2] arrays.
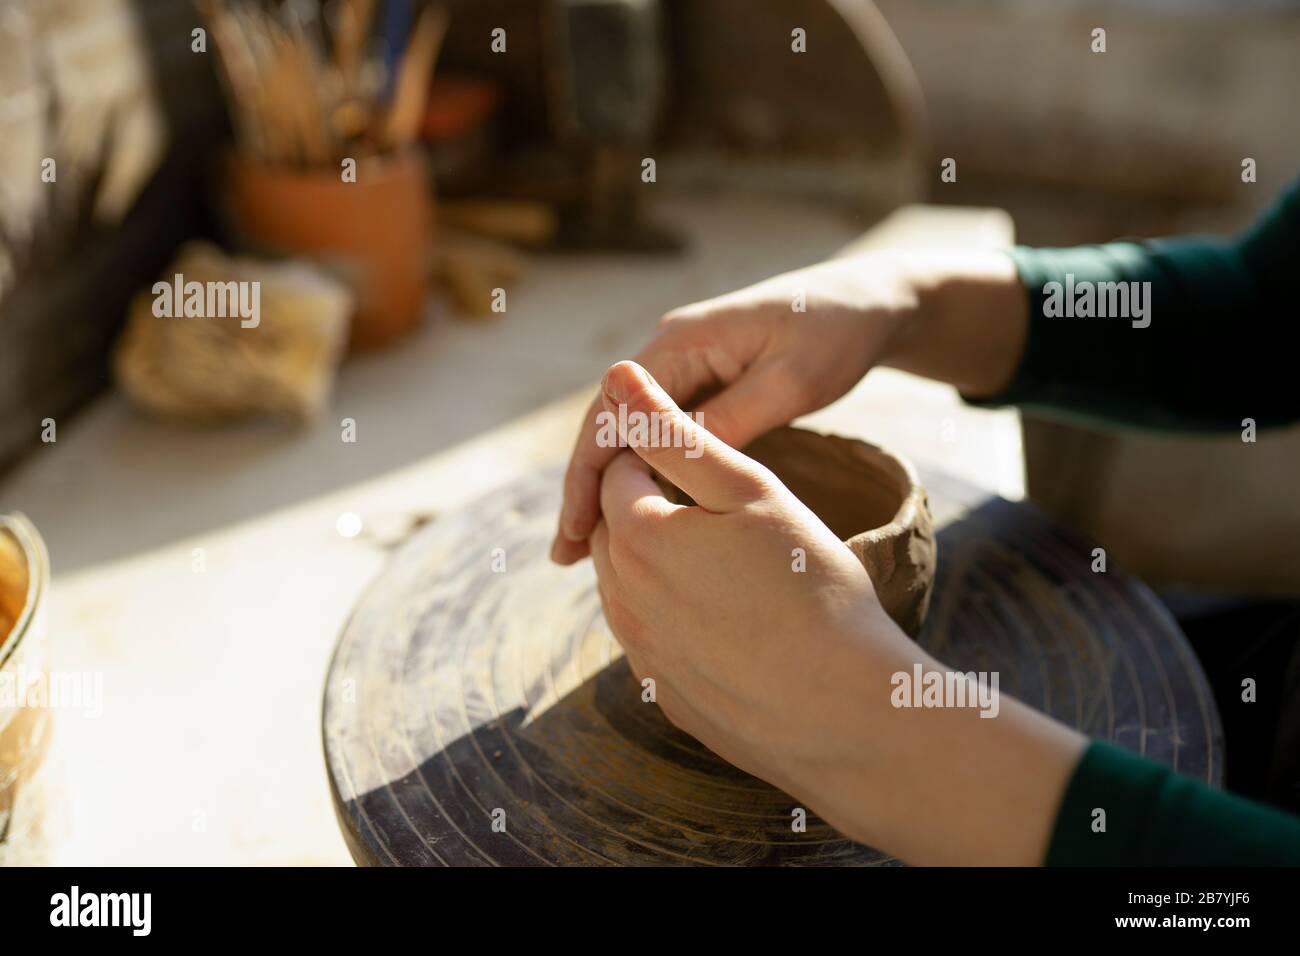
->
[[971, 176, 1300, 432], [1047, 740, 1300, 865]]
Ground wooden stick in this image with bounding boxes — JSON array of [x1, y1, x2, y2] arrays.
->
[[381, 4, 449, 150], [333, 0, 378, 95], [199, 0, 270, 160], [276, 29, 334, 164], [437, 200, 559, 247]]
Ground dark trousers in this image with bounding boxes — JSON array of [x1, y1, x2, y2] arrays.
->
[[1172, 597, 1300, 813]]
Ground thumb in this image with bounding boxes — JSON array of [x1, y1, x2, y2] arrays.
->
[[600, 360, 769, 513]]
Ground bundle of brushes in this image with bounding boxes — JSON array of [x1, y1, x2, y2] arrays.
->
[[197, 0, 449, 167]]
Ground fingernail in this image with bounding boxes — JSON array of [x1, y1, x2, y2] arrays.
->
[[601, 369, 623, 405], [602, 361, 639, 405]]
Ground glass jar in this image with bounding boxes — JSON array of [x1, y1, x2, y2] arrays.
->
[[0, 512, 54, 865]]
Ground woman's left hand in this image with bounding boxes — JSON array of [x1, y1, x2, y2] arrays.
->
[[587, 360, 911, 806], [585, 360, 1087, 865]]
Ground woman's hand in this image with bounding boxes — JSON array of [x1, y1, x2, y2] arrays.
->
[[588, 360, 906, 798], [587, 360, 1085, 866], [551, 254, 922, 564], [551, 249, 1027, 564]]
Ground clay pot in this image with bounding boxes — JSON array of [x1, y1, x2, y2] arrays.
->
[[223, 150, 433, 351], [746, 427, 935, 636]]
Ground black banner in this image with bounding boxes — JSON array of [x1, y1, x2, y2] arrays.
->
[[0, 867, 1284, 942]]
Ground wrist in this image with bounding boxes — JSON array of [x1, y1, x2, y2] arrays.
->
[[878, 249, 1029, 397], [779, 608, 924, 845], [788, 612, 1089, 864]]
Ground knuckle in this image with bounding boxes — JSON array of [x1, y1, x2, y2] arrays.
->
[[722, 472, 766, 506], [721, 459, 780, 503], [657, 303, 706, 328], [745, 460, 784, 496], [737, 479, 795, 526]]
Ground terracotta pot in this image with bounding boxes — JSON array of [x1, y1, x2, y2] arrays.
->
[[223, 151, 433, 351], [743, 427, 936, 636], [0, 513, 55, 864]]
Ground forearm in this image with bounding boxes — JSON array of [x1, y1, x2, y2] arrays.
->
[[875, 249, 1029, 399], [795, 615, 1087, 866], [868, 177, 1300, 433], [804, 615, 1300, 866]]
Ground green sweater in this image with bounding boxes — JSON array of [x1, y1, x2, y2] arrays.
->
[[977, 175, 1300, 865], [993, 177, 1300, 432]]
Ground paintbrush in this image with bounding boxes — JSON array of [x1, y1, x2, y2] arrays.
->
[[282, 0, 330, 65], [380, 4, 449, 150], [229, 1, 293, 160], [282, 0, 345, 156], [332, 0, 378, 96], [198, 0, 270, 160], [204, 0, 448, 166], [272, 25, 334, 164]]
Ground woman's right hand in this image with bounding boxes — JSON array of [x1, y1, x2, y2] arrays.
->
[[551, 247, 1027, 564], [551, 253, 927, 564]]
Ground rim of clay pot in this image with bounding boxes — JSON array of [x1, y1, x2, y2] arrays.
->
[[845, 439, 927, 546], [0, 513, 48, 672], [744, 427, 926, 543], [223, 146, 428, 184]]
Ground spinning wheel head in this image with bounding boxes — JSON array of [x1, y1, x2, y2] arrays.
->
[[323, 438, 1219, 867]]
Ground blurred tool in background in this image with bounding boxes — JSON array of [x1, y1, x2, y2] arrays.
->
[[197, 0, 539, 334], [546, 0, 682, 251]]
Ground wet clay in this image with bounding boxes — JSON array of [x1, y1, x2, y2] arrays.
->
[[658, 426, 936, 636]]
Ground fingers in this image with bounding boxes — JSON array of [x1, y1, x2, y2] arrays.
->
[[691, 357, 806, 452], [549, 532, 589, 564], [600, 360, 770, 514], [589, 514, 700, 740], [599, 450, 678, 534], [553, 347, 704, 560], [550, 310, 767, 563], [589, 517, 612, 584], [550, 394, 608, 565]]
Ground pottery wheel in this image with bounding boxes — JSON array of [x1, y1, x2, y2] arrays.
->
[[323, 466, 1223, 866]]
